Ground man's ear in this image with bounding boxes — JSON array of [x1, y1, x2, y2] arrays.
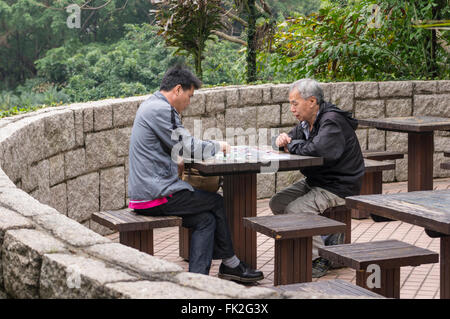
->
[[308, 96, 317, 106]]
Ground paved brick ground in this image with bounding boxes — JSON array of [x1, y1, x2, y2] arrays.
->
[[107, 177, 450, 299]]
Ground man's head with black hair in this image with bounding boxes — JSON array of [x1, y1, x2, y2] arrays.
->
[[159, 65, 202, 114], [160, 64, 202, 92]]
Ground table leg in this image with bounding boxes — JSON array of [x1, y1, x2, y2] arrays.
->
[[274, 237, 312, 286], [441, 236, 450, 299], [356, 267, 400, 298], [120, 230, 154, 255], [223, 173, 257, 269], [408, 132, 434, 192]]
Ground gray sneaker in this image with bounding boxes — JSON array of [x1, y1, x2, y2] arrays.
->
[[312, 257, 331, 278]]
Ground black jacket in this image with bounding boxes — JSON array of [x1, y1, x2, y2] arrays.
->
[[284, 101, 365, 199]]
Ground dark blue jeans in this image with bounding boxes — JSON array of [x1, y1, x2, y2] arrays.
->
[[134, 189, 235, 275]]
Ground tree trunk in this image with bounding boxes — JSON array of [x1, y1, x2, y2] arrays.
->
[[246, 0, 257, 83]]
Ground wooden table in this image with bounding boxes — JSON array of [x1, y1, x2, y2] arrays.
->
[[186, 146, 323, 269], [358, 116, 450, 192], [346, 189, 450, 299]]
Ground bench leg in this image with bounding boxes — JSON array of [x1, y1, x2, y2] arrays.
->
[[352, 171, 382, 219], [179, 226, 192, 261], [323, 208, 351, 244], [274, 237, 312, 286], [440, 236, 450, 299], [120, 230, 154, 255], [356, 267, 401, 298], [408, 132, 434, 192]]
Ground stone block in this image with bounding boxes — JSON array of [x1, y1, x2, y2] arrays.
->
[[183, 93, 206, 116], [39, 253, 137, 299], [257, 173, 276, 199], [49, 183, 67, 215], [85, 130, 119, 171], [104, 281, 222, 299], [85, 243, 182, 281], [435, 135, 450, 152], [112, 100, 138, 127], [355, 129, 368, 151], [239, 87, 263, 106], [272, 84, 290, 103], [386, 99, 412, 117], [73, 108, 84, 147], [382, 164, 396, 182], [281, 103, 297, 126], [22, 160, 50, 193], [33, 213, 110, 247], [395, 155, 408, 182], [65, 148, 86, 179], [22, 119, 46, 164], [331, 82, 354, 111], [379, 81, 413, 97], [413, 81, 437, 94], [225, 88, 240, 107], [100, 167, 125, 211], [94, 104, 113, 131], [434, 152, 450, 178], [367, 128, 385, 151], [205, 90, 225, 113], [67, 172, 99, 222], [0, 188, 58, 217], [257, 105, 281, 128], [320, 82, 333, 102], [355, 82, 379, 99], [225, 107, 257, 130], [438, 80, 450, 93], [88, 219, 116, 236], [262, 85, 272, 104], [413, 94, 450, 117], [2, 229, 67, 298], [0, 207, 34, 245], [0, 170, 16, 189], [83, 108, 94, 132], [355, 100, 384, 119], [172, 272, 279, 299], [43, 111, 76, 157], [116, 127, 132, 157], [386, 131, 408, 153], [49, 154, 65, 186]]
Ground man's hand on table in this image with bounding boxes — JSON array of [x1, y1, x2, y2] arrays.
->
[[275, 133, 291, 153]]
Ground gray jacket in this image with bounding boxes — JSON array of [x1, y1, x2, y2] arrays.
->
[[128, 91, 220, 201]]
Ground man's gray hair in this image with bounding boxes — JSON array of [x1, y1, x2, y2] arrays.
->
[[290, 78, 324, 105]]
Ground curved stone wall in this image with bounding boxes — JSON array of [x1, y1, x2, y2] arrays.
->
[[0, 80, 448, 299]]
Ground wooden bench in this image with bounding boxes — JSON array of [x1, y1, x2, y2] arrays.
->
[[274, 279, 384, 298], [243, 213, 346, 286], [318, 240, 439, 298], [321, 205, 351, 244], [352, 159, 396, 219], [179, 204, 352, 261], [362, 150, 404, 161], [92, 209, 182, 255], [441, 161, 450, 170]]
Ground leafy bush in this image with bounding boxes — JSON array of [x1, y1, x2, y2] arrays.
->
[[263, 0, 450, 82]]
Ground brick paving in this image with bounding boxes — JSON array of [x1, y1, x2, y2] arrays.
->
[[107, 177, 450, 299]]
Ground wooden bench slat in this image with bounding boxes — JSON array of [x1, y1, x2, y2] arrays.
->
[[243, 214, 346, 240], [319, 240, 439, 270], [275, 279, 384, 298], [441, 161, 450, 170], [444, 151, 450, 158], [364, 159, 395, 172], [362, 151, 404, 161]]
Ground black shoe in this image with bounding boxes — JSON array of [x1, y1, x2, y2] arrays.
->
[[325, 233, 344, 246], [218, 261, 264, 283], [312, 257, 331, 278]]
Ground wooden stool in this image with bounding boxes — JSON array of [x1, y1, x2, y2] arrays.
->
[[92, 209, 182, 255], [319, 240, 439, 298], [179, 226, 192, 261], [275, 279, 384, 298], [362, 151, 404, 161], [352, 159, 396, 219], [321, 205, 351, 244], [243, 213, 346, 286]]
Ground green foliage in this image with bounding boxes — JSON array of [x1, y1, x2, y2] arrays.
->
[[264, 0, 450, 81], [265, 0, 320, 19], [153, 0, 225, 79], [36, 24, 183, 102], [0, 0, 155, 89]]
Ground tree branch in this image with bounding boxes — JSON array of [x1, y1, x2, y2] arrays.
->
[[211, 30, 246, 46]]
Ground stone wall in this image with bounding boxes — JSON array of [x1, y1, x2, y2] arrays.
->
[[0, 80, 448, 298]]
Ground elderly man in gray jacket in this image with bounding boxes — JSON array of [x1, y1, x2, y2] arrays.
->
[[128, 65, 263, 283]]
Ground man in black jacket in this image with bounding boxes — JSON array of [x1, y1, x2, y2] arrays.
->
[[270, 78, 365, 278]]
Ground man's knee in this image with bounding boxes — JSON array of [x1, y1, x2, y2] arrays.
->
[[269, 194, 287, 215]]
